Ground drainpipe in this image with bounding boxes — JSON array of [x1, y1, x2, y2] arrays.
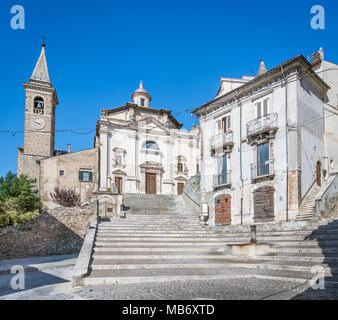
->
[[237, 90, 244, 225], [281, 65, 289, 222]]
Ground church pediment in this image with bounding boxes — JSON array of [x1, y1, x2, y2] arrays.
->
[[137, 116, 170, 135], [112, 169, 127, 176], [139, 161, 163, 170]]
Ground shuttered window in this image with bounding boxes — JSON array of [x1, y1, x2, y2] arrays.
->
[[253, 186, 274, 222], [79, 170, 93, 182], [256, 98, 269, 118]]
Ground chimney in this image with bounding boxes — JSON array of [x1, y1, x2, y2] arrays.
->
[[68, 144, 71, 153]]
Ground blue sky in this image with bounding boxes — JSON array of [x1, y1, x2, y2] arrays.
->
[[0, 0, 337, 177]]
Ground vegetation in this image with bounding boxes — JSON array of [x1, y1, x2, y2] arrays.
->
[[0, 171, 40, 228], [50, 187, 81, 207]]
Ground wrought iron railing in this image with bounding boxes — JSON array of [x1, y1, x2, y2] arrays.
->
[[213, 171, 231, 187], [209, 131, 233, 149], [251, 160, 274, 179], [247, 113, 278, 137]]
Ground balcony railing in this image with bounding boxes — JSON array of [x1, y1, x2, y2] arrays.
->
[[251, 160, 274, 180], [213, 171, 231, 188], [247, 113, 278, 137], [209, 131, 233, 150]]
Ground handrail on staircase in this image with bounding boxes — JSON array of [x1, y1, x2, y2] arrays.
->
[[300, 178, 317, 206]]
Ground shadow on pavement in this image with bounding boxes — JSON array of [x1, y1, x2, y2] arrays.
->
[[291, 219, 338, 300]]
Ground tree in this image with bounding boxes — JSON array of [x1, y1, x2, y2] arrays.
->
[[0, 171, 40, 212], [0, 171, 40, 227]]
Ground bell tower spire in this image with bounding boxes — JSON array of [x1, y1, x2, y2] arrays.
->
[[18, 43, 59, 187]]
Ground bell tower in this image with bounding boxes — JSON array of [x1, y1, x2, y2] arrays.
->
[[17, 43, 58, 186]]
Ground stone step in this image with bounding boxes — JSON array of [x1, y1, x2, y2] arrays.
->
[[96, 237, 231, 243], [94, 241, 231, 247], [85, 264, 334, 284], [256, 234, 338, 241], [97, 230, 214, 235], [96, 233, 248, 239], [93, 247, 228, 253], [94, 244, 227, 249]]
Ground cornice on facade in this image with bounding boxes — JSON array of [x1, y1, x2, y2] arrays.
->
[[193, 55, 330, 117]]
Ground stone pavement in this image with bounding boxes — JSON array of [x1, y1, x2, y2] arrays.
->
[[0, 254, 77, 299]]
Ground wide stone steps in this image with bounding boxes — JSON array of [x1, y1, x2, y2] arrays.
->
[[84, 193, 338, 288]]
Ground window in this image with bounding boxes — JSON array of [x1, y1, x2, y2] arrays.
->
[[79, 170, 93, 182], [256, 98, 269, 119], [222, 115, 231, 133], [217, 114, 231, 133], [178, 162, 184, 172], [115, 155, 122, 165], [143, 141, 159, 150], [141, 98, 145, 107], [218, 155, 227, 184], [33, 97, 44, 115], [115, 177, 123, 193], [257, 142, 270, 176], [59, 170, 64, 176]]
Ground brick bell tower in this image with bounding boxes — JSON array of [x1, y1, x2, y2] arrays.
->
[[17, 43, 59, 188]]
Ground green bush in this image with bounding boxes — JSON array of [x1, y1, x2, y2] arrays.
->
[[0, 171, 41, 228]]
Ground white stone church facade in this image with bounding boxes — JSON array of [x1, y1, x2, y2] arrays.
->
[[95, 82, 200, 195]]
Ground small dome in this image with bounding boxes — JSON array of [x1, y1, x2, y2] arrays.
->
[[132, 81, 152, 107]]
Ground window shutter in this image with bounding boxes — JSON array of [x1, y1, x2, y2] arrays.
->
[[263, 99, 268, 115], [89, 172, 93, 182], [79, 171, 83, 181], [257, 102, 262, 118]]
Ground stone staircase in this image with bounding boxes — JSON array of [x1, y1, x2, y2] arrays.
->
[[83, 194, 338, 288], [295, 185, 321, 222]]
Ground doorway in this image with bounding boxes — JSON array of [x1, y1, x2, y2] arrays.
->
[[115, 177, 123, 194], [177, 183, 184, 195], [214, 194, 231, 226], [316, 161, 322, 187], [146, 173, 156, 194]]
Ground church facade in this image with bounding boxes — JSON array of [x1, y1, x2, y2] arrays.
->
[[95, 82, 200, 195]]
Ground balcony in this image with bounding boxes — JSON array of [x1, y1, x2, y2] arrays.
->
[[209, 132, 233, 152], [247, 113, 278, 141], [251, 160, 274, 181], [213, 171, 231, 188]]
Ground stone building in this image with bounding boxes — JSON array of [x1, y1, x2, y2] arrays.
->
[[193, 50, 337, 226], [17, 44, 99, 207], [95, 81, 200, 195]]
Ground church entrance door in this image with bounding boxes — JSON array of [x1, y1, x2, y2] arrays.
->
[[146, 173, 156, 194]]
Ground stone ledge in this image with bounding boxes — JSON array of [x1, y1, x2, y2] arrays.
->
[[72, 222, 97, 287]]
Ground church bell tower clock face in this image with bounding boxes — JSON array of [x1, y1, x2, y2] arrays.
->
[[32, 118, 45, 130]]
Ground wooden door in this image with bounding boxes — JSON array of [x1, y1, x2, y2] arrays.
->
[[177, 183, 184, 195], [214, 194, 231, 226], [115, 177, 123, 193], [146, 173, 156, 194]]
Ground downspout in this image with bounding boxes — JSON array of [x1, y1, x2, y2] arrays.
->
[[236, 90, 244, 225], [281, 65, 289, 222]]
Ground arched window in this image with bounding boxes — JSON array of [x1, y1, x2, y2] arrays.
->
[[142, 141, 159, 150], [33, 97, 44, 115]]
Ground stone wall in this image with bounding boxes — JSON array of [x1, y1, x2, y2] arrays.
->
[[39, 148, 99, 208], [0, 204, 96, 260], [183, 174, 201, 206]]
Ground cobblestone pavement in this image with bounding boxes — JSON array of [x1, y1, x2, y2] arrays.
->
[[3, 277, 338, 300], [73, 278, 338, 300]]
